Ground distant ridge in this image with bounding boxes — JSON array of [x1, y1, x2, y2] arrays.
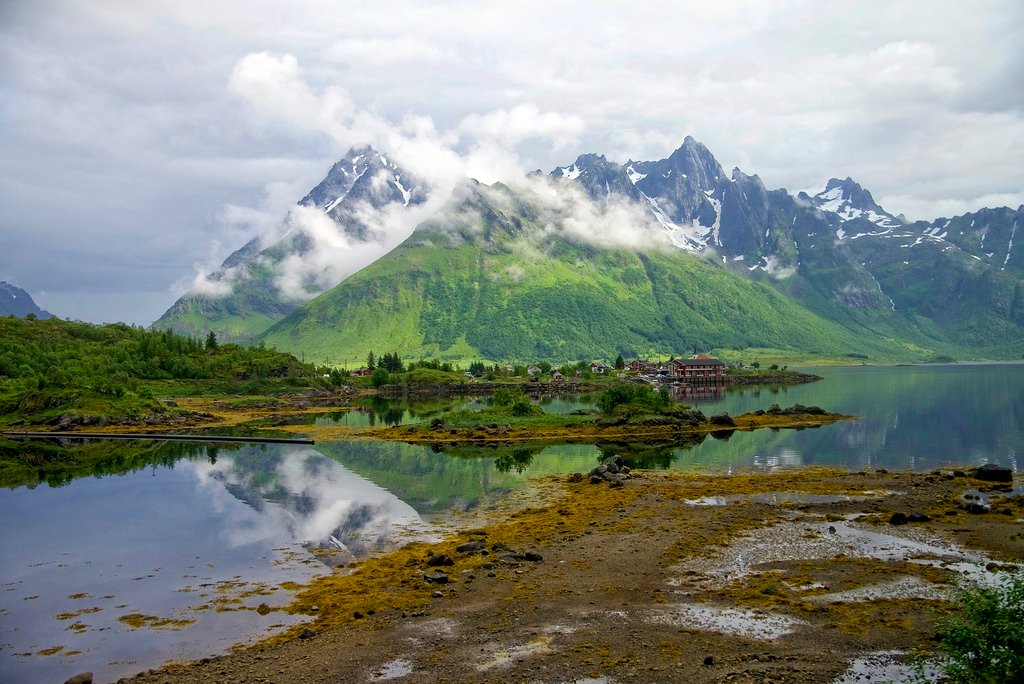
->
[[0, 281, 53, 319]]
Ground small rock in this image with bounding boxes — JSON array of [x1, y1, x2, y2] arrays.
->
[[568, 472, 584, 483], [710, 413, 736, 427], [456, 541, 485, 554], [523, 551, 543, 562], [353, 611, 364, 619], [907, 512, 931, 523], [298, 628, 316, 639], [703, 656, 714, 666], [64, 673, 93, 684], [431, 590, 444, 598], [424, 571, 449, 584], [427, 554, 455, 567], [889, 512, 908, 525], [589, 475, 604, 484], [256, 603, 271, 615]]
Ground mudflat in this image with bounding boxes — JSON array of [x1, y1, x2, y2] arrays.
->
[[126, 466, 1022, 684]]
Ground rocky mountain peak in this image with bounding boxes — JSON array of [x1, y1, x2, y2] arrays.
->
[[812, 176, 900, 229], [300, 145, 425, 214]]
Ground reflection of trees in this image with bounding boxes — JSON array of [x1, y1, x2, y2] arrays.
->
[[429, 442, 546, 474], [0, 438, 240, 489]]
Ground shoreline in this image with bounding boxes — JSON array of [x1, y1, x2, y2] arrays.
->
[[122, 464, 1023, 684]]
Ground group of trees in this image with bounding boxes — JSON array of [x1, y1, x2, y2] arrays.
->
[[0, 317, 323, 406], [366, 351, 407, 373]]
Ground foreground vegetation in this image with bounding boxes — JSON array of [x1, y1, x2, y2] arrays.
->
[[925, 573, 1024, 683]]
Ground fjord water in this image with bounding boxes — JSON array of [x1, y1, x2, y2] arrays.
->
[[1, 363, 1020, 682]]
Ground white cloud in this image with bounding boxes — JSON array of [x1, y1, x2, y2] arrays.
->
[[271, 197, 443, 301], [458, 104, 585, 149]]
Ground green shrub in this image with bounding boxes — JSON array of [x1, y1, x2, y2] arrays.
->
[[933, 573, 1024, 683], [596, 382, 668, 415]]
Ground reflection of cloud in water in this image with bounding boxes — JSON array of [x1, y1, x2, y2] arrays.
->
[[182, 446, 428, 557]]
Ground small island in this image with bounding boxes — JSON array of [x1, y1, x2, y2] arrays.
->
[[338, 384, 851, 446]]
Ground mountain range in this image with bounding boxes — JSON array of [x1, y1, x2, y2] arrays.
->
[[0, 282, 53, 319], [156, 137, 1024, 363]]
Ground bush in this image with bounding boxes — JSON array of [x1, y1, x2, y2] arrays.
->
[[596, 382, 668, 415], [933, 573, 1024, 682], [491, 388, 537, 416]]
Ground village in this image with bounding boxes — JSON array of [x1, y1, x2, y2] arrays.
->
[[345, 353, 728, 385]]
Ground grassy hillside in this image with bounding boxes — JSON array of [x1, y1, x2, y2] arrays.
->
[[260, 184, 934, 365]]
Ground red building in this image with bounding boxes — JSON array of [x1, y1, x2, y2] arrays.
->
[[668, 357, 726, 382]]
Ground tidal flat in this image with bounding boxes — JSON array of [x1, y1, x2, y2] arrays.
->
[[125, 466, 1023, 684]]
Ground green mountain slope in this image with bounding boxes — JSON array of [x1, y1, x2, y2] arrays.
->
[[260, 182, 929, 364]]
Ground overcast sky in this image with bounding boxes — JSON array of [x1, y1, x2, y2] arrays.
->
[[2, 1, 1022, 325]]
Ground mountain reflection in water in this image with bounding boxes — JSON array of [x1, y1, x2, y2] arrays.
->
[[185, 445, 433, 562]]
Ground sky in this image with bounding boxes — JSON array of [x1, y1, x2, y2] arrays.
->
[[1, 0, 1022, 325]]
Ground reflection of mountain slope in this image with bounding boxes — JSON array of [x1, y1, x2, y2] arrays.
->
[[183, 444, 427, 558], [314, 440, 528, 515]]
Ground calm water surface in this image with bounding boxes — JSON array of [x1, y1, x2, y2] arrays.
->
[[1, 363, 1020, 682]]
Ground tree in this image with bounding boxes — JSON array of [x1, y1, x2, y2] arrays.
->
[[205, 331, 218, 350], [379, 352, 404, 373], [614, 354, 625, 370], [367, 351, 376, 370]]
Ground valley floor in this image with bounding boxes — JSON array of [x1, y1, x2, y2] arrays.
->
[[125, 467, 1022, 684]]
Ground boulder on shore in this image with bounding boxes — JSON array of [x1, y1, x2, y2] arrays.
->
[[975, 463, 1013, 482]]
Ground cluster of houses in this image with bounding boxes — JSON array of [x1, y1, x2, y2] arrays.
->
[[348, 354, 727, 384], [523, 354, 727, 384], [626, 354, 727, 382]]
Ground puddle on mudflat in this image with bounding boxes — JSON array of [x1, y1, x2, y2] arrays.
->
[[809, 576, 946, 603], [647, 602, 804, 640], [672, 519, 991, 592], [682, 491, 899, 507], [831, 650, 941, 683], [370, 658, 414, 680], [476, 636, 554, 671]]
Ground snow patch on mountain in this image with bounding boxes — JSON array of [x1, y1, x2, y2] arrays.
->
[[641, 192, 710, 251], [626, 164, 647, 185], [747, 254, 796, 280], [813, 181, 902, 232], [553, 163, 583, 180]]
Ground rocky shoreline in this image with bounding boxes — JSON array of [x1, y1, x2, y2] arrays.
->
[[114, 464, 1022, 684]]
